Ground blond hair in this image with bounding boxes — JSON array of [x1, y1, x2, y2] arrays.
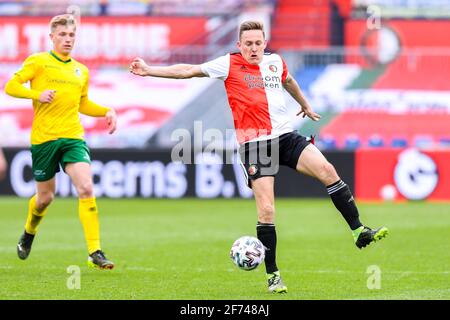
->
[[239, 21, 265, 39], [50, 14, 76, 32]]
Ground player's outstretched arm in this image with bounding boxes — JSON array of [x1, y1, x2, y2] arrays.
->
[[129, 57, 206, 79], [283, 73, 321, 121]]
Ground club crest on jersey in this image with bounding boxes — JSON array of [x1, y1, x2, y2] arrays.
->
[[75, 68, 81, 77], [248, 164, 259, 176], [269, 65, 277, 73]]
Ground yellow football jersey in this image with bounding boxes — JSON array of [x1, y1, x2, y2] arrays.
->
[[7, 51, 109, 145]]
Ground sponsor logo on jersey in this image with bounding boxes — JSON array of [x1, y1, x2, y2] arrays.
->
[[269, 65, 277, 73], [44, 64, 61, 70], [244, 73, 281, 89]]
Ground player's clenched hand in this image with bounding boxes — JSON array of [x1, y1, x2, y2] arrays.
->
[[39, 90, 56, 103], [105, 109, 117, 134], [129, 57, 149, 76], [297, 105, 321, 121]]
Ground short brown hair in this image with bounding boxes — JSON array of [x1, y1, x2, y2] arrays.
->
[[239, 21, 265, 39], [50, 14, 76, 32]]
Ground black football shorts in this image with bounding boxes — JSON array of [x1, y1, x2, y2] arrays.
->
[[238, 131, 310, 188]]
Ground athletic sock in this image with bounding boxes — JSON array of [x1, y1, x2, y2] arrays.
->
[[327, 180, 363, 231], [24, 195, 48, 235], [79, 197, 101, 255], [256, 222, 278, 274]]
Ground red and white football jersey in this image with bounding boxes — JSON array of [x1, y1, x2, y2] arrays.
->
[[201, 52, 294, 144]]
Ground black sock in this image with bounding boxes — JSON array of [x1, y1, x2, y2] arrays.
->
[[256, 222, 278, 274], [327, 180, 363, 230]]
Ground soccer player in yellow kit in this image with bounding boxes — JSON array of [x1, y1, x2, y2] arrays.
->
[[5, 14, 116, 269]]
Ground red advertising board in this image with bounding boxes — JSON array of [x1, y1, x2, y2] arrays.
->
[[345, 19, 450, 66], [0, 16, 207, 63], [355, 148, 450, 201], [346, 19, 450, 49]]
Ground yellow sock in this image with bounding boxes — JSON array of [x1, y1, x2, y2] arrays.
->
[[79, 197, 101, 255], [25, 195, 48, 235]]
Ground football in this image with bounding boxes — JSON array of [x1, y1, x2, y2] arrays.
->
[[230, 236, 265, 271]]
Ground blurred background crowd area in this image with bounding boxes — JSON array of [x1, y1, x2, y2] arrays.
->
[[1, 0, 450, 151], [0, 0, 274, 16], [2, 0, 450, 17]]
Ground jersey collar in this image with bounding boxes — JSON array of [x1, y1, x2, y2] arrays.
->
[[49, 50, 72, 64]]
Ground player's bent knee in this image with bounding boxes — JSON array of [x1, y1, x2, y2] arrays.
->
[[37, 192, 54, 209], [317, 162, 339, 185], [76, 182, 94, 198]]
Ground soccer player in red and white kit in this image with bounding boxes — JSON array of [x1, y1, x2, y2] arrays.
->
[[129, 21, 388, 293]]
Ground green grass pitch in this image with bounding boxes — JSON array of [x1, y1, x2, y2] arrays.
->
[[0, 197, 449, 300]]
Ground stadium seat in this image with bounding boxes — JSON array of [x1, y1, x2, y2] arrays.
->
[[367, 135, 384, 148], [318, 135, 337, 150], [438, 137, 450, 146], [391, 137, 408, 148], [414, 135, 434, 149], [344, 135, 361, 149]]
